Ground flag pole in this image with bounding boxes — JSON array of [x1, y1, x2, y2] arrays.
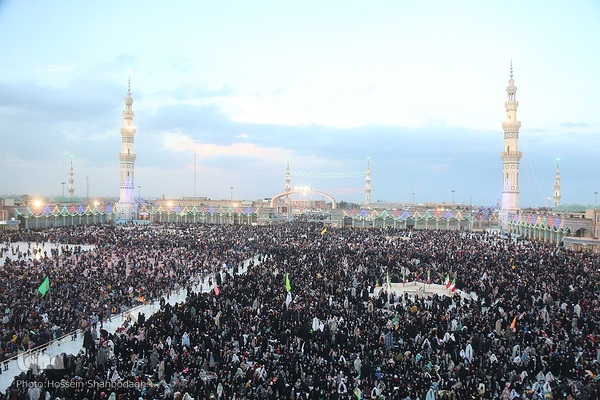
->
[[46, 259, 51, 304], [386, 269, 392, 308]]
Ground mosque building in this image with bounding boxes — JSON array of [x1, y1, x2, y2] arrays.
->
[[2, 68, 598, 250]]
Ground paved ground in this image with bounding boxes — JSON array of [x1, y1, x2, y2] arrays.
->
[[373, 281, 475, 300], [0, 242, 96, 267]]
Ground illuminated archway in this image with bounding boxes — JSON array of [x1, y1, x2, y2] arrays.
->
[[271, 188, 337, 210]]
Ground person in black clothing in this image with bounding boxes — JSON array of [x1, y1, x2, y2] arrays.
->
[[82, 328, 95, 356]]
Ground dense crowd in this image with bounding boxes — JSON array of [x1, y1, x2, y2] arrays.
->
[[0, 225, 259, 365], [0, 223, 599, 399]]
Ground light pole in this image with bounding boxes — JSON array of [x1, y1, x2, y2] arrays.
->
[[412, 192, 415, 207], [138, 185, 141, 198], [451, 190, 455, 204], [61, 181, 66, 197], [469, 195, 473, 231], [230, 186, 233, 201], [595, 191, 598, 206]]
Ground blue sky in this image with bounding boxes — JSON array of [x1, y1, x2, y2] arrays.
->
[[1, 0, 599, 207]]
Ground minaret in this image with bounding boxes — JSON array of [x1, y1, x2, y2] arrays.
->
[[68, 157, 74, 197], [500, 60, 522, 225], [285, 159, 291, 193], [553, 159, 561, 207], [365, 158, 371, 205], [116, 77, 138, 220]]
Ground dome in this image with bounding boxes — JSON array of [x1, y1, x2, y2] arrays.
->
[[1, 194, 23, 202], [553, 203, 588, 213], [50, 195, 86, 204]]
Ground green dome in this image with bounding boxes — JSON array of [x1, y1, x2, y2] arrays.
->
[[50, 195, 86, 204], [553, 203, 588, 213], [1, 194, 23, 202]]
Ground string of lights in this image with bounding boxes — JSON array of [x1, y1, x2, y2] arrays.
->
[[291, 171, 365, 178]]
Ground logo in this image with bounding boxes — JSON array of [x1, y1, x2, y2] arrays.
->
[[15, 351, 66, 371]]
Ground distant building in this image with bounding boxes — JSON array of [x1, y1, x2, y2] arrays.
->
[[508, 205, 600, 253], [0, 196, 21, 230]]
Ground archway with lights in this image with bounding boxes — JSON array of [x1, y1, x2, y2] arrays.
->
[[270, 188, 337, 213]]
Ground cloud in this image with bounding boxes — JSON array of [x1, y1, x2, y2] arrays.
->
[[34, 64, 74, 75], [0, 75, 596, 206], [161, 132, 293, 164], [0, 79, 121, 123], [0, 152, 30, 167], [560, 121, 590, 128], [527, 128, 547, 133], [167, 83, 238, 100]]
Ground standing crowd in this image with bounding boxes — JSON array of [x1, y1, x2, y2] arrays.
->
[[0, 223, 598, 399]]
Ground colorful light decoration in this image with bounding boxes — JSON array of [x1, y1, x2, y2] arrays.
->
[[13, 202, 567, 233]]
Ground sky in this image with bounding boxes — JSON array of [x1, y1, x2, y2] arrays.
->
[[1, 0, 599, 208]]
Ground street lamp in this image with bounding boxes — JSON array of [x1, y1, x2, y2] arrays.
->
[[230, 186, 233, 201], [412, 192, 415, 207], [61, 181, 66, 197], [595, 191, 598, 206], [138, 185, 141, 198], [451, 190, 455, 204]]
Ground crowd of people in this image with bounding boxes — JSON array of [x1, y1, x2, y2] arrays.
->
[[0, 222, 598, 399], [0, 225, 258, 369]]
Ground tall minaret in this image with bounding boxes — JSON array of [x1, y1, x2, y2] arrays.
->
[[365, 158, 371, 205], [116, 77, 138, 220], [553, 159, 561, 207], [68, 156, 74, 197], [500, 60, 522, 225], [285, 159, 291, 193]]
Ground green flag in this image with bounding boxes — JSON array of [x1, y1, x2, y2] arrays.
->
[[38, 276, 50, 296], [285, 273, 291, 292]]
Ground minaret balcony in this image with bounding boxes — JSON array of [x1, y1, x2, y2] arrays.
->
[[500, 151, 522, 161], [120, 128, 136, 136], [502, 121, 521, 130], [119, 154, 137, 162]]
